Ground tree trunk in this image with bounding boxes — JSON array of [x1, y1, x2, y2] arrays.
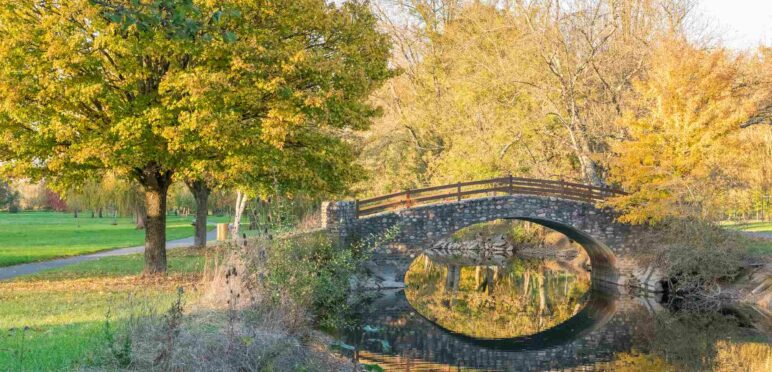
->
[[485, 266, 496, 295], [232, 191, 248, 239], [580, 153, 604, 186], [522, 270, 531, 298], [98, 208, 103, 218], [135, 204, 146, 230], [186, 179, 211, 249], [136, 164, 173, 275]]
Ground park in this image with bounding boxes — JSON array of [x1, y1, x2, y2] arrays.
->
[[0, 0, 771, 371]]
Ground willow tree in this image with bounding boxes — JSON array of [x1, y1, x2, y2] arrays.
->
[[0, 0, 391, 273]]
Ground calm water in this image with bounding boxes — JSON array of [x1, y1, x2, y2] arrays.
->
[[331, 254, 771, 371]]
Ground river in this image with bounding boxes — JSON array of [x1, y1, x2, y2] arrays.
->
[[328, 249, 771, 371]]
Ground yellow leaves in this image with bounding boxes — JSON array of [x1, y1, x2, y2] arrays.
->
[[610, 39, 760, 223], [254, 77, 286, 93], [714, 340, 772, 372], [230, 56, 254, 72], [260, 105, 306, 148], [304, 94, 324, 108]]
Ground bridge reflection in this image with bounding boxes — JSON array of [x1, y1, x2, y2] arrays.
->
[[337, 249, 665, 371], [407, 253, 592, 338]]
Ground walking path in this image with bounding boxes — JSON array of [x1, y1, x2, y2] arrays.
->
[[0, 229, 217, 281], [742, 231, 772, 240]]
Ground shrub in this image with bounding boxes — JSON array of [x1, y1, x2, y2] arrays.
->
[[259, 232, 360, 329], [652, 219, 746, 310]]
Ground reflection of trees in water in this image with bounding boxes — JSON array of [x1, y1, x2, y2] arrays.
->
[[405, 255, 591, 338], [596, 308, 772, 371]]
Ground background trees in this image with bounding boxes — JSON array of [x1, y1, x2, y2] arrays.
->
[[0, 179, 19, 212], [361, 0, 690, 193], [361, 0, 772, 223]]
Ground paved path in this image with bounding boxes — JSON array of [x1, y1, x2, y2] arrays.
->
[[742, 231, 772, 240], [0, 229, 217, 281]]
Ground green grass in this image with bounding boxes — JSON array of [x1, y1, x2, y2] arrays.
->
[[734, 222, 772, 234], [0, 211, 230, 267], [745, 239, 772, 256], [0, 248, 207, 371], [723, 221, 772, 233], [722, 221, 772, 256]]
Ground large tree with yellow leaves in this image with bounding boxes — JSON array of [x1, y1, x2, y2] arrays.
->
[[0, 0, 391, 274], [608, 39, 764, 223]]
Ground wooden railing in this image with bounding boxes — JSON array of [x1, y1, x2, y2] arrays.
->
[[356, 176, 625, 217]]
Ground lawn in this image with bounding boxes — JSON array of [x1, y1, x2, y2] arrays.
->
[[0, 248, 207, 371], [0, 212, 230, 267], [723, 221, 772, 233], [723, 221, 772, 256], [733, 221, 772, 234]]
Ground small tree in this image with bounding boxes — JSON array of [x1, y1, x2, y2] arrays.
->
[[0, 0, 391, 274]]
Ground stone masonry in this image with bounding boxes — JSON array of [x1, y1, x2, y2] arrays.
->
[[323, 195, 664, 292]]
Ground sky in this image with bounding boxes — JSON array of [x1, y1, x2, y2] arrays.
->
[[697, 0, 772, 50]]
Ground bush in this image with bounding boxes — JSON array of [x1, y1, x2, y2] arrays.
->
[[258, 232, 361, 329], [653, 219, 746, 310]]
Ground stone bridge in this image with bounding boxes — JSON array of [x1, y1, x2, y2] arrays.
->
[[323, 177, 663, 292]]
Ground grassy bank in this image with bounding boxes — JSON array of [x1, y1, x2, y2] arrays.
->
[[0, 249, 206, 371], [720, 221, 772, 256], [0, 212, 230, 267], [729, 221, 772, 234]]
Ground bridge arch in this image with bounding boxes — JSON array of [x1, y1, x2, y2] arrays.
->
[[322, 177, 660, 292]]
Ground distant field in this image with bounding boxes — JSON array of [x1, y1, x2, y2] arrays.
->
[[734, 222, 772, 234], [723, 221, 772, 233], [0, 212, 230, 267], [0, 248, 206, 370]]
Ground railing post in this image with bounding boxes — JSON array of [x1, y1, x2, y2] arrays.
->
[[509, 174, 513, 194], [457, 182, 461, 202], [561, 180, 568, 199], [405, 189, 411, 208]]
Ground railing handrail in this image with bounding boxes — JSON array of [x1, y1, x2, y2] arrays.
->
[[356, 175, 624, 217]]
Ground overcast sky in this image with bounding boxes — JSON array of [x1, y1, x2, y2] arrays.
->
[[697, 0, 771, 50]]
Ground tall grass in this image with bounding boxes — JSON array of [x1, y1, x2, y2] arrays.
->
[[102, 233, 372, 371]]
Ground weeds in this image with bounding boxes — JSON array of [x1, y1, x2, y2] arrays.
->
[[14, 326, 27, 370], [103, 309, 132, 368], [94, 239, 356, 371], [153, 287, 185, 370]]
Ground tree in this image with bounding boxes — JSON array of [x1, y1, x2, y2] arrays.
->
[[608, 39, 761, 223], [0, 1, 391, 274], [0, 179, 19, 212], [362, 0, 694, 194]]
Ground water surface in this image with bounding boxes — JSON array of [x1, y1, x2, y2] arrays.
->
[[332, 254, 771, 371]]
